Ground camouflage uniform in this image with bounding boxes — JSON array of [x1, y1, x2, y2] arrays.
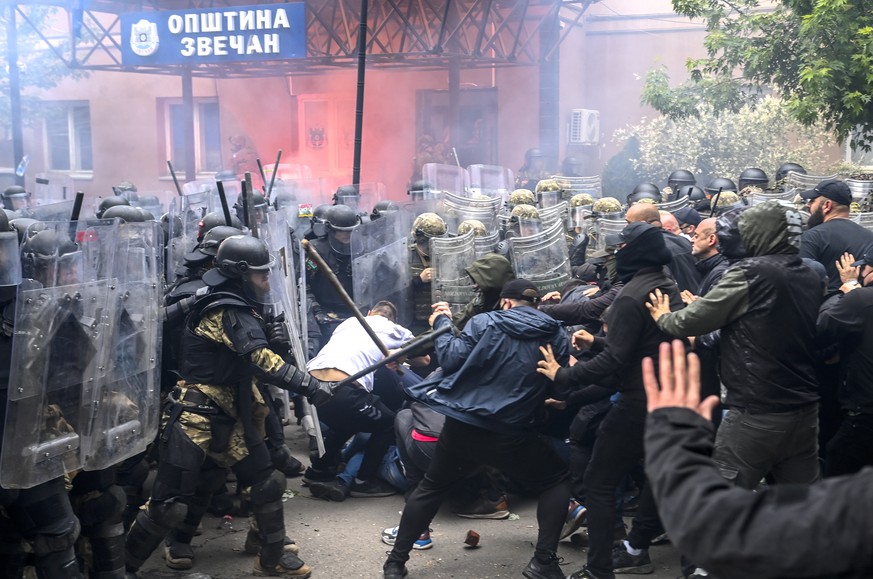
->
[[410, 213, 447, 334]]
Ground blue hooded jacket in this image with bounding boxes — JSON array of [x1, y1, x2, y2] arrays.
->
[[404, 305, 570, 433]]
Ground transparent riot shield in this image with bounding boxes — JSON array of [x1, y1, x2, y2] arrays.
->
[[262, 212, 306, 355], [334, 182, 386, 216], [22, 200, 76, 223], [422, 164, 469, 197], [473, 231, 499, 259], [431, 230, 476, 315], [1, 279, 115, 488], [568, 205, 593, 233], [468, 164, 514, 201], [593, 218, 627, 251], [553, 175, 602, 200], [33, 173, 75, 205], [538, 201, 569, 229], [442, 191, 500, 233], [81, 221, 163, 471], [509, 220, 572, 295], [351, 211, 413, 327]]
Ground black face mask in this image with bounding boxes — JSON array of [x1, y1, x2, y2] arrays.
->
[[806, 205, 825, 229]]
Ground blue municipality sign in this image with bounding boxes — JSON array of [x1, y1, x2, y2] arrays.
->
[[121, 3, 306, 65]]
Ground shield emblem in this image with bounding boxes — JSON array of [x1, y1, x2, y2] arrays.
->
[[130, 19, 159, 57]]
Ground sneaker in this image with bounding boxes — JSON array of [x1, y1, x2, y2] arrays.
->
[[685, 568, 709, 578], [561, 500, 587, 540], [308, 479, 350, 502], [163, 540, 193, 570], [380, 526, 433, 550], [301, 466, 335, 485], [454, 495, 510, 519], [349, 478, 397, 498], [568, 564, 613, 579], [253, 552, 312, 578], [612, 543, 654, 574], [522, 553, 565, 579], [244, 529, 299, 555], [383, 560, 408, 579]]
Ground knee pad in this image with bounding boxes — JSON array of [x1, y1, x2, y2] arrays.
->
[[77, 485, 126, 527], [12, 480, 78, 538], [31, 518, 80, 558], [248, 470, 287, 506]]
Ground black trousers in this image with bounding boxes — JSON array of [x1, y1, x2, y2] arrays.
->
[[825, 412, 873, 477], [583, 398, 662, 579], [312, 384, 396, 482], [386, 417, 570, 564]]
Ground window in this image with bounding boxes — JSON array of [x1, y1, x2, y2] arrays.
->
[[162, 98, 222, 174], [43, 102, 93, 172]]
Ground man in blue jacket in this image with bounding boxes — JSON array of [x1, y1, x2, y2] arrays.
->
[[383, 279, 571, 579]]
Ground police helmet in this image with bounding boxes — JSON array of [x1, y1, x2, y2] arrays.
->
[[525, 148, 544, 163], [21, 229, 81, 286], [705, 178, 737, 197], [775, 163, 807, 184], [233, 191, 268, 223], [371, 200, 401, 221], [9, 218, 42, 244], [101, 205, 150, 223], [509, 189, 536, 207], [112, 181, 138, 199], [569, 193, 595, 208], [667, 170, 696, 190], [510, 204, 540, 220], [215, 235, 275, 279], [326, 204, 362, 232], [680, 185, 706, 202], [412, 213, 447, 239], [2, 186, 29, 210], [592, 197, 623, 214], [199, 226, 243, 257], [198, 211, 243, 242], [627, 183, 661, 205], [457, 219, 488, 237], [738, 168, 769, 191], [96, 195, 131, 219]]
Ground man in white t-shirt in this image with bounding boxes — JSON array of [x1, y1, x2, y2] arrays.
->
[[305, 301, 428, 499]]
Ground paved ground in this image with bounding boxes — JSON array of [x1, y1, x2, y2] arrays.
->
[[138, 425, 683, 579]]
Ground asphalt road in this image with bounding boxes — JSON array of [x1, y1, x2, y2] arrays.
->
[[138, 424, 683, 579]]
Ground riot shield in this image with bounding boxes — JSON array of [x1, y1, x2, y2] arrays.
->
[[538, 201, 569, 229], [350, 211, 413, 327], [442, 191, 500, 233], [22, 200, 76, 223], [1, 278, 116, 488], [334, 182, 385, 216], [167, 186, 216, 279], [593, 217, 627, 250], [468, 164, 513, 201], [552, 175, 602, 200], [81, 221, 163, 471], [509, 219, 571, 294], [422, 164, 469, 197], [33, 173, 75, 205], [431, 230, 476, 315], [473, 231, 499, 259]]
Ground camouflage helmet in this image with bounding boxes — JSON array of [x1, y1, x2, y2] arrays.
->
[[457, 219, 488, 236], [569, 193, 595, 207], [850, 201, 862, 214], [412, 212, 447, 238], [469, 193, 493, 208], [634, 197, 657, 205], [509, 189, 536, 206], [592, 197, 623, 213], [535, 179, 561, 193], [510, 204, 540, 220], [714, 190, 741, 208]]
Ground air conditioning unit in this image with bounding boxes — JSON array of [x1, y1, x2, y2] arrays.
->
[[568, 109, 600, 145]]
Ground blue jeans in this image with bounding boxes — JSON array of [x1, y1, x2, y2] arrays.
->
[[337, 433, 410, 492]]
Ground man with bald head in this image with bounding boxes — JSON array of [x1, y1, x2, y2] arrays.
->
[[660, 211, 682, 235], [627, 202, 701, 292], [690, 218, 728, 297]]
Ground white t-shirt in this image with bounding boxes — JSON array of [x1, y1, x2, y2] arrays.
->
[[306, 315, 414, 392]]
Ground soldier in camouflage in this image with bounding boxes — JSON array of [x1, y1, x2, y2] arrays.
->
[[410, 213, 447, 335], [457, 219, 488, 237]]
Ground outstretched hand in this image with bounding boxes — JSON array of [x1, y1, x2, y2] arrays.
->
[[642, 340, 719, 421], [646, 288, 671, 322], [836, 252, 859, 284], [537, 344, 561, 381]]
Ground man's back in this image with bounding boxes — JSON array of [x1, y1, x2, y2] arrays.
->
[[800, 219, 873, 291]]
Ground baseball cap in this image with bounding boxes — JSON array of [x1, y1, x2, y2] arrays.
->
[[604, 221, 657, 247], [499, 278, 540, 303], [800, 179, 852, 206], [673, 207, 701, 227], [851, 250, 873, 268]]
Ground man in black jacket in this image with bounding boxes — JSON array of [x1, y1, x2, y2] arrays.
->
[[817, 249, 873, 476], [648, 201, 821, 490], [538, 222, 683, 579], [644, 339, 873, 579], [626, 203, 701, 293]]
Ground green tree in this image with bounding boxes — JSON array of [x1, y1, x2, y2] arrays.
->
[[612, 96, 837, 186], [642, 0, 873, 150]]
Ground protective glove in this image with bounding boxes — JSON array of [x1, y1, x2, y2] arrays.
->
[[266, 317, 292, 355]]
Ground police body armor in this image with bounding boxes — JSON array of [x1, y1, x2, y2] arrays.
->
[[306, 236, 356, 322]]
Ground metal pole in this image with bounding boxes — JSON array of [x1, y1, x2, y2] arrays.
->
[[7, 5, 24, 187], [448, 58, 460, 165], [181, 68, 196, 182], [351, 0, 369, 186]]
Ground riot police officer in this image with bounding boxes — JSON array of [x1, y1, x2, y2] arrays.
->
[[305, 204, 362, 345], [96, 195, 131, 219], [1, 185, 30, 211], [409, 212, 448, 335], [125, 235, 333, 579]]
